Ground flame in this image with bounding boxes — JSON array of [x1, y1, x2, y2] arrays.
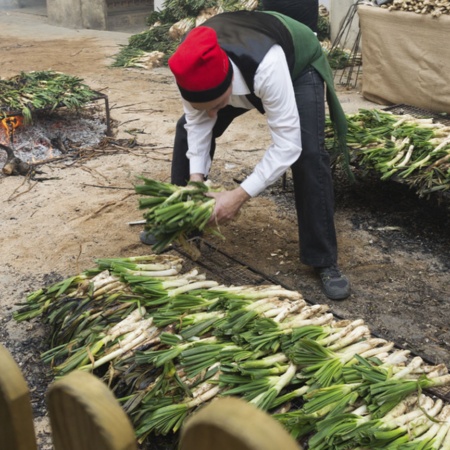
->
[[1, 115, 23, 134], [1, 115, 23, 145]]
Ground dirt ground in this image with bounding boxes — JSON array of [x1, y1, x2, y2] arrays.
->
[[0, 9, 449, 449]]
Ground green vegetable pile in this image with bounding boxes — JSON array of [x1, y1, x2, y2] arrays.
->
[[14, 253, 450, 448], [0, 70, 98, 123], [111, 0, 244, 68], [328, 109, 450, 198], [111, 0, 332, 69], [135, 177, 223, 255]]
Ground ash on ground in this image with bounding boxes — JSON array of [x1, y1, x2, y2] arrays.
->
[[0, 105, 107, 165]]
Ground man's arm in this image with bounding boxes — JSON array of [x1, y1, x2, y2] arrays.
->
[[183, 101, 217, 179], [240, 45, 302, 198]]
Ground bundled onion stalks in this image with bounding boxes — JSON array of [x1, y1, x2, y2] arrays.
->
[[0, 70, 97, 123], [327, 108, 450, 198], [135, 177, 224, 257], [13, 253, 450, 448]]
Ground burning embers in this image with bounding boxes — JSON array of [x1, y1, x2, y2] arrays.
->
[[0, 107, 109, 176], [1, 115, 30, 175], [0, 70, 110, 176], [1, 115, 23, 142]]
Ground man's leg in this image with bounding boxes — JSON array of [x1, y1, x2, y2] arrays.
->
[[291, 66, 350, 300], [171, 106, 248, 186]]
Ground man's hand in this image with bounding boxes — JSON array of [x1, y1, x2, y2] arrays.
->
[[206, 186, 250, 225]]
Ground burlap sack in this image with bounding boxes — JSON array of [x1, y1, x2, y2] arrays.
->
[[358, 5, 450, 113]]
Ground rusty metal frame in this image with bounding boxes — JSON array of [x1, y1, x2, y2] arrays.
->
[[0, 90, 112, 141]]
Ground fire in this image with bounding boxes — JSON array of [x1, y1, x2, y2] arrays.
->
[[1, 115, 23, 144]]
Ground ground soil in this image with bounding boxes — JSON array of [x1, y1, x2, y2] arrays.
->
[[0, 9, 449, 450]]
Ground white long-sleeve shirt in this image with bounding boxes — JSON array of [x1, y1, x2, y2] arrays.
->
[[181, 44, 302, 197]]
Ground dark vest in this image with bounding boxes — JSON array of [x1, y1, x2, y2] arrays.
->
[[203, 11, 295, 113], [201, 11, 351, 178]]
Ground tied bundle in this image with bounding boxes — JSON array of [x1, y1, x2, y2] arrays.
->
[[135, 177, 224, 257]]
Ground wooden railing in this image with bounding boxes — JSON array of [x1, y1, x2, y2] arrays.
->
[[0, 343, 301, 450]]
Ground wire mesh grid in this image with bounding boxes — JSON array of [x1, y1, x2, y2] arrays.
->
[[384, 104, 450, 126], [173, 240, 277, 287]]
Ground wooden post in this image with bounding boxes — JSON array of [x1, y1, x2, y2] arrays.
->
[[0, 344, 38, 450], [46, 370, 138, 450], [179, 396, 302, 450]]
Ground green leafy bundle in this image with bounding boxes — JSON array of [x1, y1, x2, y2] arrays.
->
[[327, 108, 450, 198], [135, 177, 223, 254], [0, 70, 97, 123]]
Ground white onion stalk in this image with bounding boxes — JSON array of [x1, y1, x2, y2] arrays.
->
[[358, 341, 394, 359], [124, 268, 204, 283], [382, 394, 419, 421], [107, 307, 146, 336], [279, 313, 335, 330], [249, 363, 297, 410], [315, 319, 366, 348], [209, 284, 303, 300], [69, 271, 122, 298], [191, 368, 221, 398], [391, 356, 426, 380], [326, 325, 372, 351], [378, 349, 411, 366], [135, 382, 223, 438], [167, 280, 219, 297], [431, 136, 450, 154], [435, 406, 450, 450], [282, 304, 330, 324], [92, 280, 128, 298], [120, 268, 181, 278], [371, 396, 444, 445], [427, 364, 449, 378], [79, 323, 159, 371], [272, 299, 307, 322], [109, 317, 154, 351]]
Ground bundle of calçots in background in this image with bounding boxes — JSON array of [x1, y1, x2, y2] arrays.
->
[[135, 177, 223, 257], [0, 70, 97, 123], [13, 253, 450, 448], [327, 109, 450, 198]]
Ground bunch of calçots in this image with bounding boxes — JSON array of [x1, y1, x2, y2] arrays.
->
[[135, 177, 223, 254]]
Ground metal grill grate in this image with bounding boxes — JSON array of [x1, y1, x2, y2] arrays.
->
[[174, 241, 278, 287], [0, 91, 111, 137], [384, 104, 450, 126]]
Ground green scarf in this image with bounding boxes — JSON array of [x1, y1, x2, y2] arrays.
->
[[265, 11, 352, 178]]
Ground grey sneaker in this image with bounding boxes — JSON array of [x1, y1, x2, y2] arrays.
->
[[140, 231, 157, 246], [317, 265, 350, 300]]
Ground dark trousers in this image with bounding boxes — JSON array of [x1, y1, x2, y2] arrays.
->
[[171, 67, 337, 268]]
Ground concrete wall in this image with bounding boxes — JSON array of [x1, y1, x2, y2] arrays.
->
[[154, 0, 164, 11], [329, 0, 360, 45], [0, 0, 19, 8], [18, 0, 44, 5], [47, 0, 107, 29], [81, 0, 107, 29]]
